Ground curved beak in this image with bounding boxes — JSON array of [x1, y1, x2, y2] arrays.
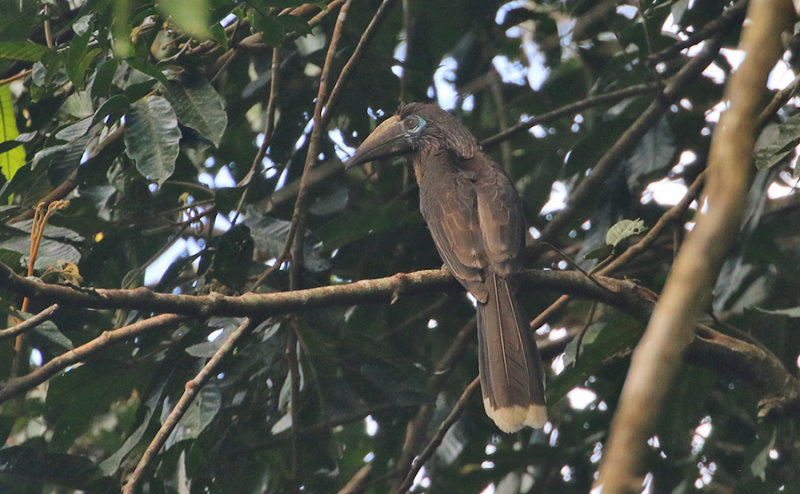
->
[[346, 116, 413, 169]]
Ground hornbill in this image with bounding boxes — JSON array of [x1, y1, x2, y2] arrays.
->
[[347, 103, 546, 432]]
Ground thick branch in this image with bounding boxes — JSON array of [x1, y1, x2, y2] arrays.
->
[[594, 2, 793, 492], [1, 263, 798, 419], [0, 262, 645, 318]]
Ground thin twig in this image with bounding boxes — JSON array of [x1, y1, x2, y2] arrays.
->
[[43, 4, 54, 48], [247, 47, 289, 291], [0, 68, 32, 85], [123, 318, 258, 494], [647, 0, 748, 63], [527, 73, 800, 332], [393, 378, 481, 494], [308, 0, 348, 27], [536, 33, 725, 250], [595, 2, 791, 489], [0, 314, 185, 404], [320, 0, 400, 131], [283, 3, 355, 484], [574, 301, 598, 362], [285, 0, 355, 282], [480, 84, 655, 148], [234, 46, 281, 228], [0, 304, 59, 341], [393, 317, 476, 486]]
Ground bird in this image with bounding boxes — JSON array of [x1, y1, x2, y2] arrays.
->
[[347, 102, 546, 432]]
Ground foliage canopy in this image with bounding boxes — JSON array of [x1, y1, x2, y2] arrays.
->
[[1, 0, 799, 493]]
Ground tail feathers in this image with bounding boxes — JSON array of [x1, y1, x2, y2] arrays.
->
[[476, 274, 546, 432]]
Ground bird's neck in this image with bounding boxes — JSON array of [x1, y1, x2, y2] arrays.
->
[[412, 148, 481, 185]]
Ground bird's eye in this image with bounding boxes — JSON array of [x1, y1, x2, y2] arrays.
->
[[403, 115, 424, 133]]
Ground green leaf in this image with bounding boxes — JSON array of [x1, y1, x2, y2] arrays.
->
[[0, 447, 118, 493], [605, 218, 647, 247], [163, 72, 227, 146], [0, 131, 34, 154], [252, 13, 310, 47], [125, 57, 169, 85], [755, 114, 800, 171], [165, 386, 222, 448], [1, 221, 83, 270], [61, 90, 95, 119], [0, 41, 49, 61], [54, 117, 94, 142], [583, 244, 613, 260], [63, 29, 97, 88], [45, 360, 153, 452], [243, 213, 329, 272], [94, 94, 129, 125], [316, 202, 422, 249], [308, 184, 348, 216], [158, 0, 211, 38], [185, 321, 240, 358], [625, 117, 675, 190], [0, 85, 25, 181], [91, 58, 119, 99], [547, 314, 642, 404], [124, 95, 181, 184], [209, 23, 228, 49], [33, 320, 74, 350], [0, 247, 22, 267]]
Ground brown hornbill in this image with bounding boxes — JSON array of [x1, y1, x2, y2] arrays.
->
[[347, 103, 546, 432]]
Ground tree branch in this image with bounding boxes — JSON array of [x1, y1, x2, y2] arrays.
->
[[393, 377, 481, 494], [647, 0, 748, 63], [0, 304, 59, 341], [594, 2, 794, 491], [2, 262, 799, 421], [0, 262, 644, 318], [0, 314, 186, 404], [537, 31, 727, 249], [480, 84, 655, 148], [123, 318, 259, 494]]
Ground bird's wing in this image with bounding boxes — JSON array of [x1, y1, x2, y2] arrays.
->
[[418, 152, 489, 300], [473, 157, 526, 276]]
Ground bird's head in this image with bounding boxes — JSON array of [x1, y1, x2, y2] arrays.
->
[[347, 103, 480, 169]]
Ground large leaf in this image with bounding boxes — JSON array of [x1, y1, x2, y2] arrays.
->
[[163, 72, 227, 147], [124, 95, 181, 184], [1, 221, 83, 270], [32, 320, 73, 350], [244, 213, 330, 272], [547, 314, 642, 404], [164, 386, 222, 448], [45, 360, 155, 452], [625, 116, 676, 191], [0, 41, 49, 61], [315, 202, 422, 249], [755, 113, 800, 172], [0, 85, 25, 181], [0, 446, 118, 493]]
